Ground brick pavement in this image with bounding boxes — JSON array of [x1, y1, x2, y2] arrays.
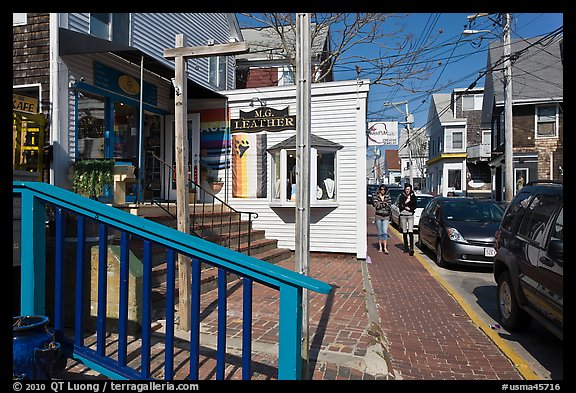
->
[[54, 207, 526, 381], [366, 208, 523, 380]]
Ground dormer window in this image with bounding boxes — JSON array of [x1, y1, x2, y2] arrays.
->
[[462, 93, 483, 111]]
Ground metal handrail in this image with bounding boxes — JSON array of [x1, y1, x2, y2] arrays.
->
[[147, 153, 258, 255]]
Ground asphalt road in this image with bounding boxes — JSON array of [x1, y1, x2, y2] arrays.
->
[[390, 225, 563, 380]]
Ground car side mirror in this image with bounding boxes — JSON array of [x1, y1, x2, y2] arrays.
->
[[547, 239, 563, 264]]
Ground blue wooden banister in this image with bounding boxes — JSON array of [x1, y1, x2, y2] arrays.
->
[[13, 181, 331, 380]]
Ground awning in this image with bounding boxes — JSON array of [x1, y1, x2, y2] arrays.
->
[[267, 134, 343, 151], [58, 27, 225, 99]]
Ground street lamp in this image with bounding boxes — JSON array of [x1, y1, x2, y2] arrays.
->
[[462, 29, 494, 35]]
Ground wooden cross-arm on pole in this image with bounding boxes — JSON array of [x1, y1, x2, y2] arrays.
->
[[163, 41, 249, 59]]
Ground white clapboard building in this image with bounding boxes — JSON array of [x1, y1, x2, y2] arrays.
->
[[222, 79, 370, 259]]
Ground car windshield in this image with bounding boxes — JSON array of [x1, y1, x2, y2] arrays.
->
[[443, 200, 504, 222], [416, 196, 433, 209]]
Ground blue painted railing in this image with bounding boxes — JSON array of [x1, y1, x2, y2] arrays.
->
[[13, 181, 332, 380]]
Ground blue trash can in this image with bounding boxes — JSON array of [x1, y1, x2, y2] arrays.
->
[[13, 316, 61, 380]]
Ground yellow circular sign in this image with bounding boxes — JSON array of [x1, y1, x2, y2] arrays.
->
[[118, 75, 140, 95]]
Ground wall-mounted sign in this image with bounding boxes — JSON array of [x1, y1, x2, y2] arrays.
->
[[13, 93, 39, 115], [118, 75, 140, 96], [230, 106, 296, 133], [94, 62, 157, 106], [367, 121, 398, 146]]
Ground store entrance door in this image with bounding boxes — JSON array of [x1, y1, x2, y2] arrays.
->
[[164, 114, 200, 201]]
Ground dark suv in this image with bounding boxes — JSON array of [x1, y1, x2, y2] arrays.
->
[[493, 181, 563, 341]]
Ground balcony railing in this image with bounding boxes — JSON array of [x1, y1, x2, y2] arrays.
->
[[467, 143, 491, 160]]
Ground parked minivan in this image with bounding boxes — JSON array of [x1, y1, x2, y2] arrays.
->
[[493, 181, 563, 341]]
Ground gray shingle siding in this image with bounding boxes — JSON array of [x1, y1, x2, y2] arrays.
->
[[487, 35, 563, 103]]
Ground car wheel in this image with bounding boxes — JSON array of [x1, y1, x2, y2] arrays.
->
[[496, 270, 532, 331], [435, 241, 449, 268]]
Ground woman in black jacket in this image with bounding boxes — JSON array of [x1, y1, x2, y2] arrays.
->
[[398, 183, 417, 255], [372, 185, 392, 253]]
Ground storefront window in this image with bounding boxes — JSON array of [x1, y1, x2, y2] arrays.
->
[[268, 134, 341, 204], [77, 93, 106, 159], [272, 151, 281, 200], [113, 102, 138, 162], [316, 151, 336, 200], [269, 147, 339, 204], [287, 150, 296, 202]]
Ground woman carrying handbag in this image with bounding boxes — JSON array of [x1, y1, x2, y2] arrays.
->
[[372, 185, 392, 253]]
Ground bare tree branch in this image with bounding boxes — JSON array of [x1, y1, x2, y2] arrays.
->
[[238, 12, 444, 92]]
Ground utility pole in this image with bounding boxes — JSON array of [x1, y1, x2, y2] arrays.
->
[[295, 12, 312, 378], [164, 35, 248, 331], [385, 101, 414, 186], [466, 13, 514, 201], [404, 102, 414, 187], [373, 147, 381, 183], [502, 13, 514, 202]]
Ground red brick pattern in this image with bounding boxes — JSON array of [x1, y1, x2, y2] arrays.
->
[[366, 209, 522, 380]]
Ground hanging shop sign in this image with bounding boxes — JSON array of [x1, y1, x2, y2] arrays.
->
[[230, 106, 296, 133], [93, 61, 158, 106], [13, 93, 39, 115], [367, 121, 398, 146]]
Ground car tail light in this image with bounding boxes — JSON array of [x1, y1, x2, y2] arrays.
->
[[494, 229, 501, 251]]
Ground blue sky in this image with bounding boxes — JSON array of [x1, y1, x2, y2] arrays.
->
[[337, 13, 563, 129]]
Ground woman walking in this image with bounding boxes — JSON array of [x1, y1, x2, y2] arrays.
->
[[398, 183, 417, 256], [372, 185, 392, 253]]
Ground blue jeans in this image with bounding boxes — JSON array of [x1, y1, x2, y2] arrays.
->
[[375, 217, 389, 241]]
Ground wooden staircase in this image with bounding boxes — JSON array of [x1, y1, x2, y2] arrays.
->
[[127, 203, 293, 312]]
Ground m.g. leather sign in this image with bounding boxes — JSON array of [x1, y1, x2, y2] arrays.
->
[[230, 106, 296, 133]]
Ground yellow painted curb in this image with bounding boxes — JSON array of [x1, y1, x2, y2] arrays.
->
[[389, 226, 540, 380]]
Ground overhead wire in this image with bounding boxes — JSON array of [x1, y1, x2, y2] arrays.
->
[[393, 26, 563, 152]]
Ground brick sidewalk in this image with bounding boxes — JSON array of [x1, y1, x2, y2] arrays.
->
[[366, 209, 523, 380]]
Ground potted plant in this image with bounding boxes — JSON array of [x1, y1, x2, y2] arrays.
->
[[207, 175, 224, 193], [71, 159, 115, 199]]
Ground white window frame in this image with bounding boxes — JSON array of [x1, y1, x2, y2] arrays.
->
[[515, 167, 529, 195], [13, 13, 27, 26], [444, 127, 465, 153], [209, 56, 227, 90], [462, 93, 483, 111], [535, 105, 559, 139], [277, 65, 295, 86], [447, 169, 462, 191]]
